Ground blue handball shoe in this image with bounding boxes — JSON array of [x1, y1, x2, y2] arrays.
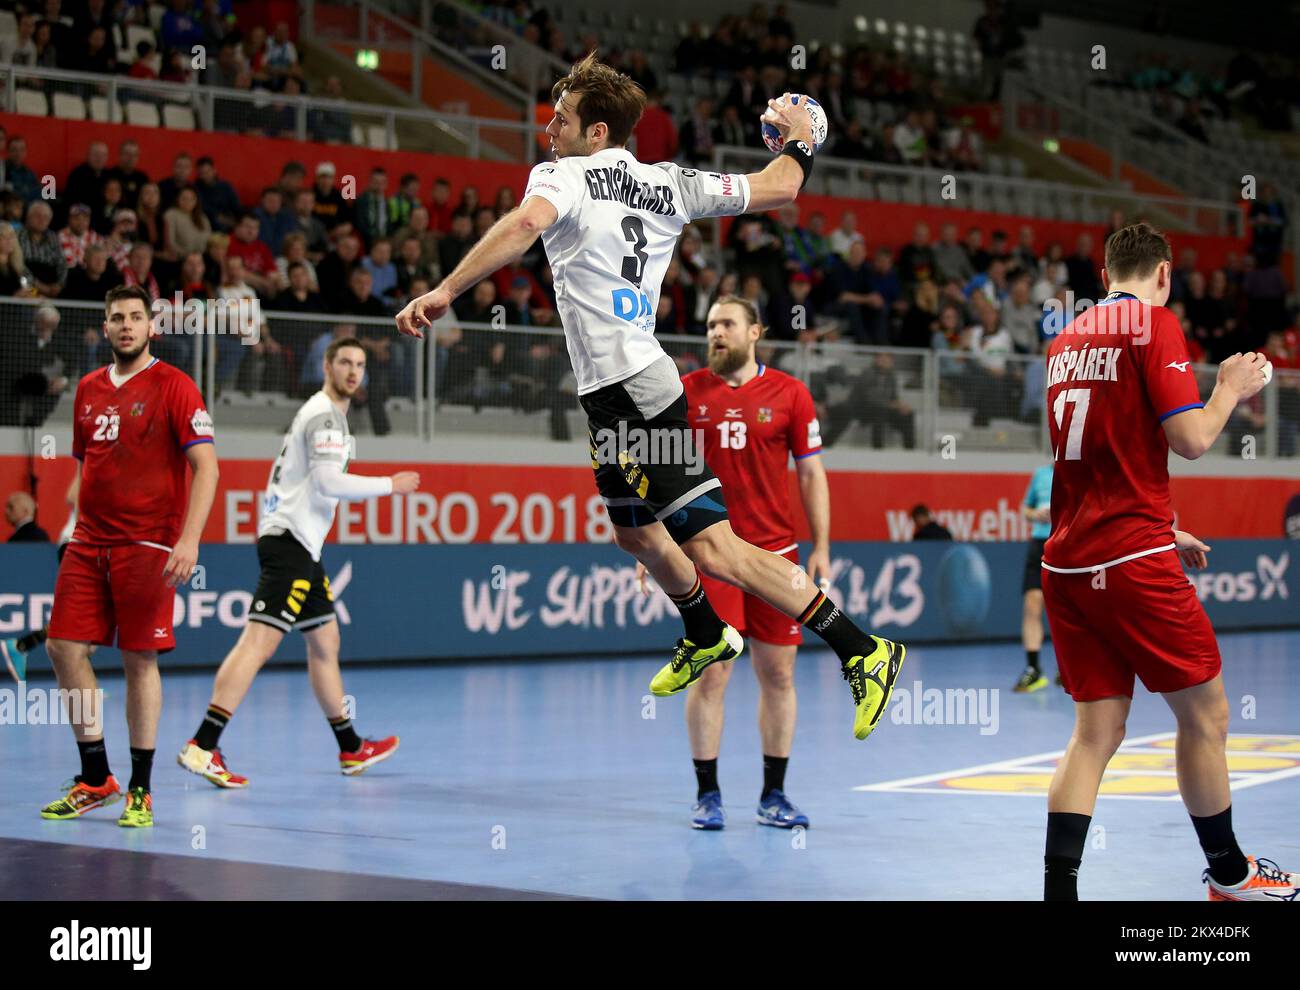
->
[[755, 789, 809, 829], [1, 638, 26, 683], [691, 790, 725, 830]]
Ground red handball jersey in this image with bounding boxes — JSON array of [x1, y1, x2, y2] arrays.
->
[[683, 363, 822, 552], [72, 359, 215, 547], [1042, 292, 1203, 572]]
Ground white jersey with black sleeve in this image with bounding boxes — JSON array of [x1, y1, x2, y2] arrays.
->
[[522, 147, 750, 395], [259, 391, 392, 561]]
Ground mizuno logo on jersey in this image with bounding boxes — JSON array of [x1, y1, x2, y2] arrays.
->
[[1166, 360, 1190, 372], [1046, 345, 1121, 388], [583, 167, 678, 216]]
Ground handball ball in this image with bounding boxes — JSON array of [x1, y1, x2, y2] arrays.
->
[[761, 94, 829, 154]]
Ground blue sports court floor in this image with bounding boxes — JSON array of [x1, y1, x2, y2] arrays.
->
[[2, 631, 1297, 900]]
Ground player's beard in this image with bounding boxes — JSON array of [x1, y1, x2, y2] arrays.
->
[[553, 133, 593, 160], [109, 335, 150, 362], [329, 371, 360, 399], [708, 343, 749, 377]]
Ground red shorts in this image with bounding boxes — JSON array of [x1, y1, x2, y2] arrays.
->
[[47, 543, 177, 653], [700, 547, 803, 647], [1042, 550, 1220, 702]]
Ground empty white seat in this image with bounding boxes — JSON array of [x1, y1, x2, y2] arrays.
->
[[52, 92, 87, 120], [163, 103, 195, 129], [351, 123, 367, 145], [366, 124, 388, 149], [15, 89, 47, 116], [125, 99, 159, 126], [0, 10, 18, 39]]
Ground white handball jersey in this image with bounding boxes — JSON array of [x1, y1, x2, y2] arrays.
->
[[260, 390, 353, 561], [522, 147, 751, 394]]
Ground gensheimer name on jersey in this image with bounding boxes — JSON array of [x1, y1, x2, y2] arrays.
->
[[259, 391, 353, 560], [523, 147, 750, 394]]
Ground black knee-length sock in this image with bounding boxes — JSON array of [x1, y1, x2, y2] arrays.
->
[[128, 748, 154, 792], [669, 577, 725, 646], [1044, 811, 1091, 901], [77, 738, 111, 787], [797, 591, 873, 664], [693, 758, 719, 798], [330, 715, 362, 753], [193, 704, 232, 752], [1191, 805, 1249, 886]]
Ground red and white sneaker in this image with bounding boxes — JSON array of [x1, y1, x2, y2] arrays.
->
[[1205, 857, 1299, 901], [339, 736, 399, 776], [177, 740, 249, 789]]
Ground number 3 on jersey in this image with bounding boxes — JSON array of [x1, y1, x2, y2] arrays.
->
[[1053, 388, 1089, 460], [92, 413, 120, 441], [718, 421, 747, 449]]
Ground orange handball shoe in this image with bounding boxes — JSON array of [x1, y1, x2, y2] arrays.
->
[[40, 776, 122, 819], [1205, 857, 1299, 902], [339, 736, 400, 776]]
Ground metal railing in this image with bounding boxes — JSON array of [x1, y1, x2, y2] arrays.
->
[[710, 144, 1244, 237], [1004, 71, 1300, 287], [300, 0, 567, 125], [0, 63, 540, 162], [4, 297, 1294, 459]]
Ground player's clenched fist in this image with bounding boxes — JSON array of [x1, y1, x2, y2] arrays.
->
[[1216, 351, 1271, 401], [390, 471, 421, 494], [395, 287, 453, 339]]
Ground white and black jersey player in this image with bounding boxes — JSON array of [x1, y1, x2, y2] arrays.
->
[[398, 53, 905, 742], [179, 337, 421, 786]]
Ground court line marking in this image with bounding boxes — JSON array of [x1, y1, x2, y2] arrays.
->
[[855, 732, 1300, 799], [852, 730, 1177, 792]]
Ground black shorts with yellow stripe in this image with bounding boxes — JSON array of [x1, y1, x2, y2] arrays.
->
[[247, 531, 336, 633], [580, 357, 727, 545]]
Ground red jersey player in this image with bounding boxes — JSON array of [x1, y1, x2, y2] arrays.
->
[[639, 296, 829, 830], [39, 285, 220, 829], [1041, 223, 1296, 901]]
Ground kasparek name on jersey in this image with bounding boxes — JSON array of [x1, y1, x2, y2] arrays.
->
[[1046, 344, 1122, 388]]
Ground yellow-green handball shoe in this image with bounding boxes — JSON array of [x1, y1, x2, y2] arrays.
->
[[117, 787, 153, 828], [843, 636, 906, 740], [650, 625, 744, 697]]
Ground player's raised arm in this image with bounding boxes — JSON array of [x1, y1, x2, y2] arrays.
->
[[745, 94, 816, 213], [1162, 352, 1271, 459], [395, 195, 559, 338]]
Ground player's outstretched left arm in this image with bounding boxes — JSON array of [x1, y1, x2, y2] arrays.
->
[[165, 442, 219, 588], [396, 197, 559, 338], [746, 93, 815, 213]]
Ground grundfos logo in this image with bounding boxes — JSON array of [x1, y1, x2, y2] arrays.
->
[[172, 562, 353, 628], [1188, 554, 1289, 603]]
